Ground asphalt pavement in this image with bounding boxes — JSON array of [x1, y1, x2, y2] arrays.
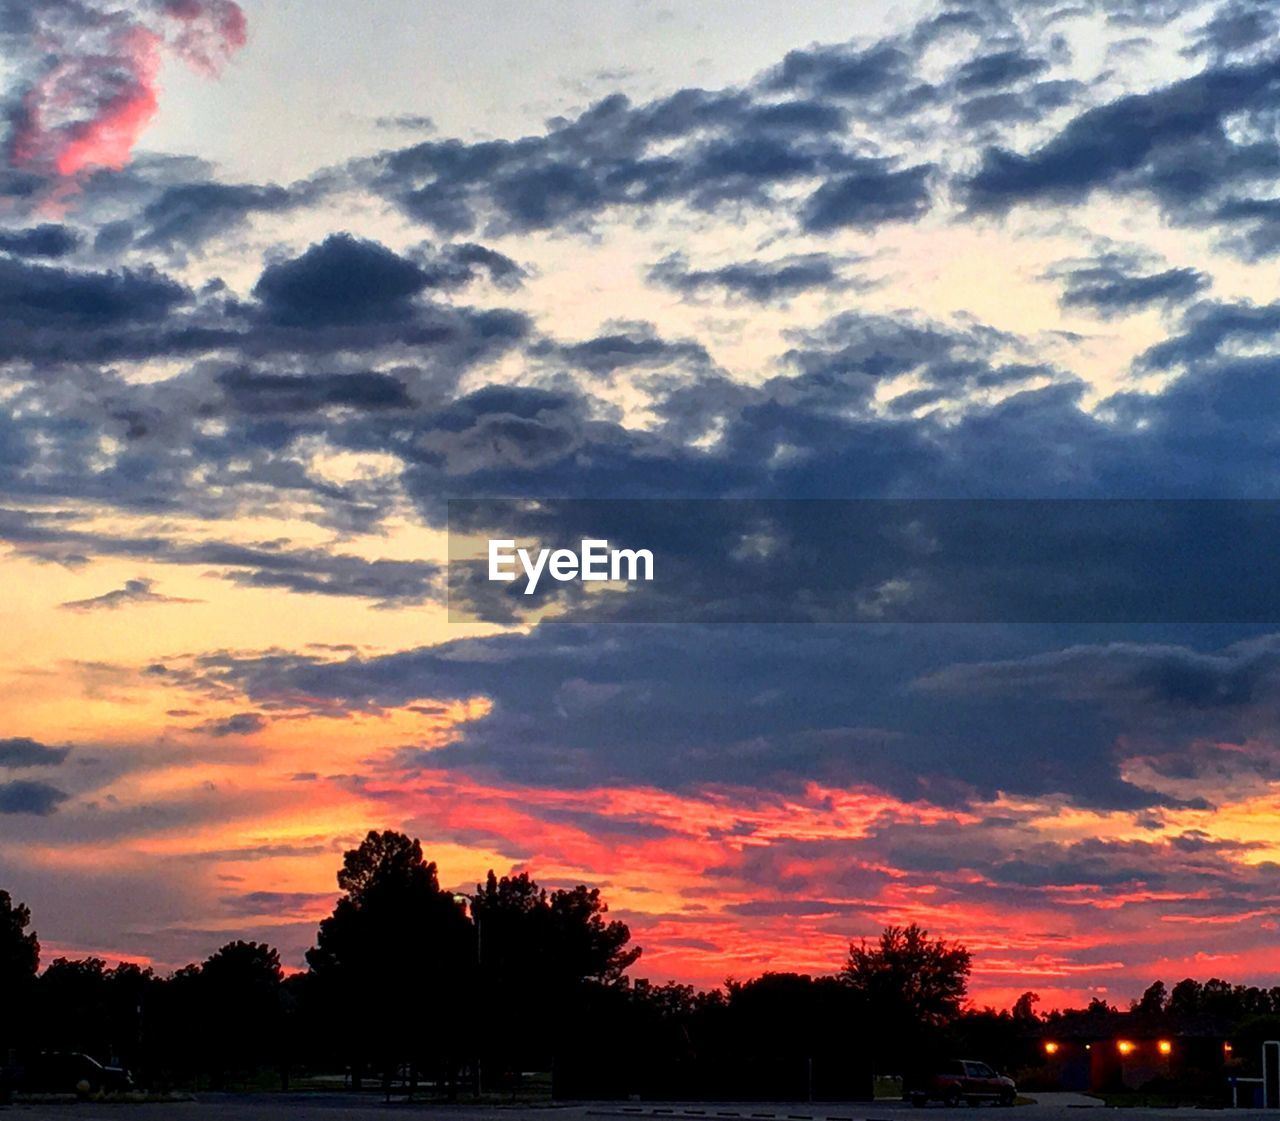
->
[[3, 1091, 1275, 1121]]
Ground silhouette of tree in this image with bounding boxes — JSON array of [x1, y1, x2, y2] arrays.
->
[[308, 830, 473, 1090], [1012, 991, 1040, 1022], [1135, 980, 1168, 1015], [38, 957, 110, 1054], [546, 883, 641, 986], [842, 923, 970, 1074], [843, 923, 970, 1027], [1200, 978, 1239, 1018], [146, 962, 204, 1086], [470, 872, 639, 986], [948, 1006, 1037, 1076], [1168, 978, 1202, 1017], [24, 857, 1280, 1105], [469, 871, 641, 1078], [0, 890, 38, 1049], [103, 962, 153, 1074], [726, 973, 866, 1098], [34, 957, 154, 1070], [0, 890, 37, 980], [200, 941, 283, 1088]]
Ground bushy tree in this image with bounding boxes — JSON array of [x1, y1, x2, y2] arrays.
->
[[842, 923, 970, 1027], [0, 890, 38, 1049], [470, 871, 640, 1075], [1135, 980, 1168, 1015], [1012, 991, 1040, 1022], [308, 831, 473, 1088], [201, 941, 284, 1087], [37, 957, 109, 1053], [842, 923, 971, 1073]]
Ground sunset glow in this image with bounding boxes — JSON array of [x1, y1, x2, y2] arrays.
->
[[3, 0, 1280, 1016]]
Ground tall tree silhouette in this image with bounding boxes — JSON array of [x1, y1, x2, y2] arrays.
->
[[201, 941, 284, 1088], [1135, 980, 1168, 1015], [471, 872, 639, 989], [0, 891, 38, 1051], [37, 957, 109, 1054], [307, 831, 473, 1090], [842, 924, 970, 1074], [470, 871, 640, 1075]]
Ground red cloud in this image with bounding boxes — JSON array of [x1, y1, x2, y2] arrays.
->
[[7, 0, 247, 179]]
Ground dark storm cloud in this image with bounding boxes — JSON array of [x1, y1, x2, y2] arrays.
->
[[0, 230, 532, 526], [9, 285, 1280, 549], [0, 511, 443, 606], [0, 223, 82, 258], [864, 819, 1280, 911], [1134, 299, 1280, 369], [60, 577, 198, 611], [956, 80, 1083, 128], [1047, 253, 1210, 316], [253, 233, 438, 326], [212, 549, 440, 606], [198, 712, 268, 737], [133, 181, 303, 253], [963, 53, 1280, 255], [0, 255, 190, 328], [412, 242, 526, 290], [766, 42, 917, 103], [1213, 197, 1280, 260], [201, 234, 535, 364], [4, 7, 1280, 835], [533, 322, 713, 376], [249, 237, 525, 334], [953, 49, 1051, 93], [0, 779, 68, 815], [183, 622, 1223, 813], [368, 70, 936, 238], [215, 367, 415, 413], [799, 159, 934, 231], [915, 635, 1280, 717], [344, 298, 1280, 526], [194, 544, 440, 606], [1188, 0, 1279, 59], [447, 497, 1280, 629], [0, 737, 70, 767], [220, 890, 332, 917], [907, 635, 1280, 804], [647, 252, 873, 302]]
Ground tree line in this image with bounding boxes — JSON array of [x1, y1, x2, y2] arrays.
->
[[3, 829, 1278, 1100]]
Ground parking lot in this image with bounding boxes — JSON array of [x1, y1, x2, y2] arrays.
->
[[2, 1092, 1278, 1121]]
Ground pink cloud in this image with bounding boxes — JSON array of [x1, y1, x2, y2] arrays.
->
[[6, 0, 247, 179]]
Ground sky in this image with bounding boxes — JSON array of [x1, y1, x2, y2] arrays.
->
[[3, 0, 1280, 1010]]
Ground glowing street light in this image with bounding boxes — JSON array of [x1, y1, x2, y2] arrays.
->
[[1117, 1040, 1136, 1056], [1044, 1042, 1060, 1055], [1158, 1040, 1173, 1056]]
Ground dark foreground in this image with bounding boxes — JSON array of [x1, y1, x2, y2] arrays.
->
[[2, 1094, 1278, 1121]]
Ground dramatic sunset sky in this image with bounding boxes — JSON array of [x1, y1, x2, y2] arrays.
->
[[4, 0, 1280, 1010]]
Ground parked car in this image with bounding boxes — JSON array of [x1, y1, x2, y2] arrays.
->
[[908, 1059, 1016, 1106], [18, 1052, 133, 1095]]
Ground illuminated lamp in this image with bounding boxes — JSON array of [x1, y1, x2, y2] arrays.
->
[[1044, 1042, 1060, 1055], [1117, 1040, 1136, 1055], [1158, 1040, 1173, 1056], [1225, 1042, 1234, 1054]]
